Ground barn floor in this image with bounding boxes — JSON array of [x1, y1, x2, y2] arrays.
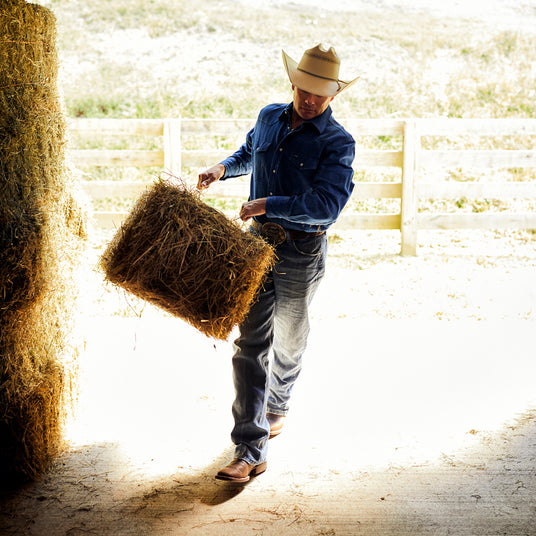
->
[[1, 229, 535, 535]]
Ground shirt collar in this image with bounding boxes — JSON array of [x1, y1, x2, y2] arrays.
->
[[279, 102, 333, 133]]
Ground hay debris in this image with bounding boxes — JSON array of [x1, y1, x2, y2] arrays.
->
[[0, 0, 87, 481], [101, 179, 275, 340]]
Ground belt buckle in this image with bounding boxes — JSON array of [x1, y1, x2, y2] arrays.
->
[[261, 222, 286, 246]]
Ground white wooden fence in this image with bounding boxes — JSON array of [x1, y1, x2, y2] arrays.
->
[[69, 117, 536, 256]]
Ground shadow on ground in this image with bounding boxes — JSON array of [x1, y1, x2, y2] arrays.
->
[[0, 410, 534, 536]]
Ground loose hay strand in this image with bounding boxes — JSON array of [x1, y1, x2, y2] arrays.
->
[[101, 179, 275, 340]]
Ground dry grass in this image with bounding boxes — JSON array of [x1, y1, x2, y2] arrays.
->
[[33, 0, 533, 121]]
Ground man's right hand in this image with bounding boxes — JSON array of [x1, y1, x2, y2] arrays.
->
[[197, 163, 225, 190]]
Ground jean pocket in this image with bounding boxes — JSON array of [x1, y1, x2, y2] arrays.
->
[[291, 235, 325, 257]]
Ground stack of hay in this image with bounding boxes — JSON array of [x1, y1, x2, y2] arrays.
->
[[0, 0, 87, 481], [101, 179, 275, 341]]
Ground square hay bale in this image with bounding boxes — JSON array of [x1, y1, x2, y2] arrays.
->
[[0, 0, 87, 481], [101, 179, 275, 340]]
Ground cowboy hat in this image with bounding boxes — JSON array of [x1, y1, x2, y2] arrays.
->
[[282, 44, 359, 97]]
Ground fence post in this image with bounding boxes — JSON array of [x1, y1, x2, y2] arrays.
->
[[400, 120, 420, 256], [163, 117, 182, 177]]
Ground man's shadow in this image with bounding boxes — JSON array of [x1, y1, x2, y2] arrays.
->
[[126, 446, 255, 515], [0, 443, 253, 535]]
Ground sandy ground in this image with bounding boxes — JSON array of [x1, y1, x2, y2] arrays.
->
[[1, 227, 535, 535]]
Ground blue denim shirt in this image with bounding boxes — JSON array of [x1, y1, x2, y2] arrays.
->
[[219, 102, 355, 232]]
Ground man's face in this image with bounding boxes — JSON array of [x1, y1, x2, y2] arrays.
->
[[292, 85, 334, 121]]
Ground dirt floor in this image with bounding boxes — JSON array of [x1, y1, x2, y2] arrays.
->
[[1, 228, 535, 535]]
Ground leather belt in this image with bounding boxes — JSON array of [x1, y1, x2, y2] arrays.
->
[[251, 219, 325, 245]]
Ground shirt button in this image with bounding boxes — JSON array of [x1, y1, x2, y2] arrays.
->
[[279, 148, 283, 152], [273, 170, 276, 173]]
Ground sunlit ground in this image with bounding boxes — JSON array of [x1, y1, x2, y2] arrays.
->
[[65, 231, 536, 480]]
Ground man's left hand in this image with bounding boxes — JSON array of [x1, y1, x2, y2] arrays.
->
[[239, 198, 267, 222]]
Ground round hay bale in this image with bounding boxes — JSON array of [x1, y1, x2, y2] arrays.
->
[[0, 0, 87, 481], [101, 179, 275, 341]]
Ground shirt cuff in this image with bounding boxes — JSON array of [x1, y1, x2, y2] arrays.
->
[[219, 158, 232, 179], [265, 196, 290, 218]]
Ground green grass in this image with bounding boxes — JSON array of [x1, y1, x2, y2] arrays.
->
[[68, 96, 127, 118]]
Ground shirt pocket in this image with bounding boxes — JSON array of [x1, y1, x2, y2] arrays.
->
[[253, 141, 272, 173], [287, 152, 320, 172]]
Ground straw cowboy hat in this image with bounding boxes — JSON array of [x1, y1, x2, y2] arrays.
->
[[282, 44, 359, 97]]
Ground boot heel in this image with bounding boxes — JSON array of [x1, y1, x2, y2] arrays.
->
[[251, 461, 267, 476]]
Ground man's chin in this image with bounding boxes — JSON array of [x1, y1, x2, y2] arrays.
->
[[299, 109, 316, 120]]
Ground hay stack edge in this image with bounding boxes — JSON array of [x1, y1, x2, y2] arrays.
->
[[101, 180, 275, 341], [0, 0, 87, 481]]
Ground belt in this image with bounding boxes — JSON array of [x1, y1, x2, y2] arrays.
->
[[251, 219, 325, 245]]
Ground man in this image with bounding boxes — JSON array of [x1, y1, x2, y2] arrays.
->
[[198, 44, 359, 483]]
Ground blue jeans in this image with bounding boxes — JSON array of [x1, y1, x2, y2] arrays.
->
[[230, 230, 328, 464]]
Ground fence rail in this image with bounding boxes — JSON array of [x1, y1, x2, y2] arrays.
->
[[69, 117, 536, 256]]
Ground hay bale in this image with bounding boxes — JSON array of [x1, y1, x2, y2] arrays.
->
[[0, 0, 87, 481], [101, 179, 275, 340]]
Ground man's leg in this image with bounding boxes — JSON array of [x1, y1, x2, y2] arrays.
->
[[267, 234, 327, 417], [229, 275, 275, 466]]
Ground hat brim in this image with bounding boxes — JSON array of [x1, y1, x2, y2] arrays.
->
[[282, 50, 359, 98]]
